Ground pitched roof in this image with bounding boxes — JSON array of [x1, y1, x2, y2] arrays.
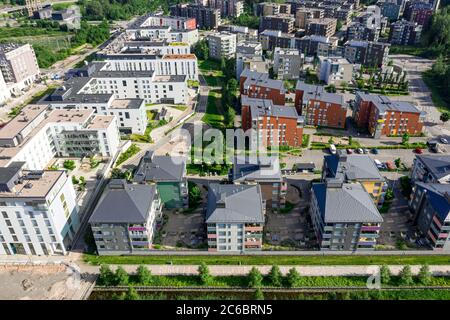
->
[[206, 184, 264, 224], [416, 155, 450, 180], [312, 182, 383, 223], [295, 81, 344, 105], [89, 180, 157, 223], [134, 151, 186, 183], [241, 95, 301, 119]]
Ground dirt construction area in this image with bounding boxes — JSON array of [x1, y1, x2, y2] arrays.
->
[[0, 263, 93, 300]]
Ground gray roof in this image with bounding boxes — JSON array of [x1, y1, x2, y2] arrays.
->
[[241, 69, 285, 91], [324, 154, 384, 181], [241, 95, 301, 120], [413, 182, 450, 221], [356, 92, 421, 114], [206, 183, 264, 224], [416, 155, 450, 180], [231, 156, 283, 182], [296, 81, 344, 105], [0, 162, 24, 185], [312, 182, 383, 223], [134, 151, 186, 183], [89, 180, 157, 224]]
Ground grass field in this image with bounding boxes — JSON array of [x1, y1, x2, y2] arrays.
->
[[422, 70, 450, 113], [201, 90, 224, 129], [198, 59, 225, 87], [84, 254, 450, 266]]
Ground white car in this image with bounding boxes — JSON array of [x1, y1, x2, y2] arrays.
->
[[329, 144, 337, 154], [440, 137, 448, 144]]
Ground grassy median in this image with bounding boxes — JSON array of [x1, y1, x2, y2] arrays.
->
[[83, 254, 450, 266]]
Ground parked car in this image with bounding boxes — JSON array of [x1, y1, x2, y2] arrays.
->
[[356, 148, 363, 154], [385, 161, 396, 171], [371, 148, 379, 154], [329, 144, 337, 155], [346, 148, 353, 154], [374, 159, 384, 169], [414, 148, 423, 154], [440, 137, 448, 144], [363, 148, 369, 154]]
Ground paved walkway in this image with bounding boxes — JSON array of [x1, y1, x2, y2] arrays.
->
[[83, 264, 450, 277]]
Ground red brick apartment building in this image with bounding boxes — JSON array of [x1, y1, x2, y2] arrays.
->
[[295, 81, 347, 129], [240, 69, 286, 105], [241, 95, 304, 147], [354, 92, 424, 138]]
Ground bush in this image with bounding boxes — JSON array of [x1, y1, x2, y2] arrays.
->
[[124, 286, 140, 300], [63, 160, 76, 170], [115, 266, 129, 286], [98, 265, 115, 286], [198, 262, 212, 285], [399, 265, 414, 286], [286, 268, 300, 288], [247, 267, 263, 288], [136, 265, 152, 285], [254, 288, 264, 300], [268, 265, 283, 287], [116, 144, 141, 166], [380, 265, 391, 285], [418, 265, 432, 285]]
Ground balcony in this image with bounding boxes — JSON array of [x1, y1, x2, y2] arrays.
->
[[245, 226, 263, 232], [361, 226, 380, 232], [128, 226, 146, 231], [207, 233, 217, 239], [245, 240, 262, 246]]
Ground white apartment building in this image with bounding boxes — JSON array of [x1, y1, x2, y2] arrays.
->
[[273, 47, 304, 80], [0, 163, 80, 255], [318, 56, 353, 85], [0, 43, 40, 104], [0, 105, 120, 170], [207, 32, 237, 60]]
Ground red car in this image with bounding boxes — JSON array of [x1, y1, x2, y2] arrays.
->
[[385, 161, 396, 171], [414, 148, 423, 154]]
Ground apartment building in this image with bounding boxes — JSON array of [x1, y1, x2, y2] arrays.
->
[[310, 179, 383, 251], [170, 4, 221, 29], [0, 105, 120, 170], [131, 14, 197, 30], [411, 155, 450, 184], [259, 29, 295, 51], [295, 8, 324, 29], [0, 44, 40, 103], [404, 0, 434, 26], [218, 25, 259, 41], [346, 22, 379, 42], [239, 69, 286, 105], [273, 47, 304, 80], [318, 56, 353, 85], [294, 35, 340, 57], [260, 15, 295, 33], [256, 2, 292, 16], [241, 95, 304, 147], [305, 18, 337, 37], [89, 179, 162, 254], [323, 153, 388, 206], [230, 156, 287, 209], [206, 183, 265, 252], [344, 40, 390, 67], [0, 163, 80, 255], [379, 0, 403, 21], [207, 31, 237, 59], [353, 92, 424, 138], [295, 81, 347, 129], [409, 182, 450, 250], [204, 0, 244, 17], [389, 20, 422, 45], [134, 151, 188, 209], [236, 55, 270, 79], [236, 41, 263, 56]]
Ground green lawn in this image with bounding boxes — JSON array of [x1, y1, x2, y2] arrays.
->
[[198, 59, 225, 86], [84, 254, 450, 266], [422, 70, 450, 113], [201, 90, 224, 129]]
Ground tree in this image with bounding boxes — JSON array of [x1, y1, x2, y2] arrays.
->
[[98, 265, 115, 286], [226, 78, 238, 96], [336, 20, 343, 31], [193, 39, 209, 60], [247, 267, 263, 288], [379, 265, 391, 285], [401, 132, 410, 145], [115, 266, 129, 286], [220, 57, 226, 70], [440, 112, 450, 123], [394, 158, 402, 169], [268, 265, 283, 287], [348, 136, 353, 146], [136, 265, 152, 285], [63, 160, 76, 170], [399, 265, 414, 286], [224, 106, 236, 128], [198, 262, 213, 285], [254, 288, 264, 300], [286, 268, 300, 288], [418, 264, 432, 285], [124, 286, 140, 300]]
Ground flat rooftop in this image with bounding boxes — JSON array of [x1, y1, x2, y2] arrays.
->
[[162, 54, 196, 59], [110, 99, 144, 110], [86, 115, 115, 130], [0, 170, 65, 199], [0, 104, 48, 140]]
